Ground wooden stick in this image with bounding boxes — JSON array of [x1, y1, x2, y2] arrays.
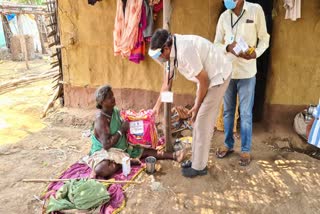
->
[[0, 69, 59, 95], [163, 0, 174, 152], [0, 1, 47, 9], [22, 178, 141, 184], [41, 84, 60, 118], [0, 9, 48, 15]]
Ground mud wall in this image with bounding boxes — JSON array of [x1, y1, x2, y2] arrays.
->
[[264, 0, 320, 123], [59, 0, 221, 109], [266, 0, 320, 106], [59, 0, 320, 115]]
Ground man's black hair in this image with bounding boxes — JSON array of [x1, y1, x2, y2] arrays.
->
[[150, 28, 173, 50]]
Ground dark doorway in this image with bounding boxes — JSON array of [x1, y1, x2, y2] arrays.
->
[[247, 0, 273, 122]]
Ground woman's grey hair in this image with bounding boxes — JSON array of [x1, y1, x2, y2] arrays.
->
[[95, 85, 112, 109]]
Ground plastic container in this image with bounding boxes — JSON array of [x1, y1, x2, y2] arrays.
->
[[122, 156, 131, 176]]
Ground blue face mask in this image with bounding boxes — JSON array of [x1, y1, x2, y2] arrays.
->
[[224, 0, 238, 10]]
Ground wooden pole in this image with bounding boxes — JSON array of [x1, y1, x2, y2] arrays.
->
[[163, 0, 172, 31], [1, 14, 12, 49], [35, 14, 47, 54], [163, 0, 173, 152], [22, 178, 141, 185], [17, 14, 29, 70]]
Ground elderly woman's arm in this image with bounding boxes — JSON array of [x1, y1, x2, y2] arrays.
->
[[94, 116, 128, 150]]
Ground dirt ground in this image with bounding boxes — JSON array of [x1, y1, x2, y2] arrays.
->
[[0, 60, 320, 214]]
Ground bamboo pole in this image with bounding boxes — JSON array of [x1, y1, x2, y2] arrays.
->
[[0, 1, 47, 10], [0, 2, 47, 15], [0, 9, 48, 15], [22, 178, 141, 184]]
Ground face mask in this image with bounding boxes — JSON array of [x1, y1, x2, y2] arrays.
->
[[224, 0, 238, 10]]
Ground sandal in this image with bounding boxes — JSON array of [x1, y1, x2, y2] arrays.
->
[[174, 149, 186, 163], [239, 153, 251, 166], [216, 146, 234, 159]]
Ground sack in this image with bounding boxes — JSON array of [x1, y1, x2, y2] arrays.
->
[[121, 109, 158, 148]]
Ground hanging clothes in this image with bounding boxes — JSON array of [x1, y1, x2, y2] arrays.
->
[[143, 0, 154, 39], [283, 0, 301, 21], [129, 1, 147, 63], [153, 0, 163, 13], [114, 0, 143, 57]]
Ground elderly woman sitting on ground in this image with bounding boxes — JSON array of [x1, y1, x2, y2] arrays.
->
[[85, 85, 185, 178]]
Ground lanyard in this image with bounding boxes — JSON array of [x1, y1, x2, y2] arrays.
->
[[231, 10, 246, 29], [167, 35, 178, 84]]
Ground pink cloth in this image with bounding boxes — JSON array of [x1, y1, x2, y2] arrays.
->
[[129, 2, 147, 64], [44, 162, 143, 214], [153, 0, 163, 13], [113, 0, 143, 57], [121, 109, 159, 149]]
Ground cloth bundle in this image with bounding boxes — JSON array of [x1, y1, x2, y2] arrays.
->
[[46, 179, 110, 213]]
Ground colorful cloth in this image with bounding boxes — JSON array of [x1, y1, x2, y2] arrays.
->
[[143, 0, 154, 38], [46, 179, 110, 213], [153, 0, 163, 13], [43, 162, 144, 214], [121, 109, 158, 148], [308, 104, 320, 148], [129, 0, 147, 64], [5, 14, 16, 22], [114, 0, 143, 57]]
